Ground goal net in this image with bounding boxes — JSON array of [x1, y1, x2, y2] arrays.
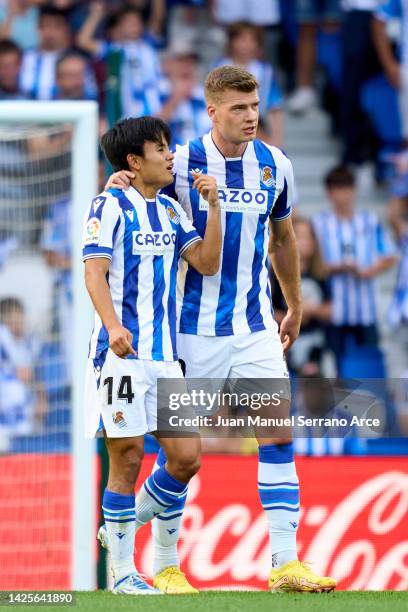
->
[[0, 102, 98, 591]]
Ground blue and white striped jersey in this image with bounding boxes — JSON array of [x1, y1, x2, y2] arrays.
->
[[215, 58, 283, 119], [82, 187, 201, 361], [0, 323, 40, 432], [389, 230, 408, 326], [313, 210, 395, 326], [100, 40, 162, 118], [20, 49, 59, 99], [169, 132, 294, 336], [159, 83, 211, 146], [20, 49, 97, 100]]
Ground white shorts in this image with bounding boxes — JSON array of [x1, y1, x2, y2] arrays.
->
[[84, 349, 184, 438], [177, 328, 289, 379]]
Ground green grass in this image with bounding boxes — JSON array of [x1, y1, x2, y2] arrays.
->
[[15, 591, 408, 612]]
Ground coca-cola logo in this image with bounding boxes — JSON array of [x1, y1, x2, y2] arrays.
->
[[304, 471, 408, 590], [137, 464, 408, 591]]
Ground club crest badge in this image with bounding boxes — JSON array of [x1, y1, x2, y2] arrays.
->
[[113, 411, 127, 429], [166, 206, 180, 224], [260, 166, 276, 187]]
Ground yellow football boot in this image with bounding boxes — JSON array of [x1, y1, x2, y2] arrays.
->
[[269, 560, 337, 593], [153, 567, 199, 595]]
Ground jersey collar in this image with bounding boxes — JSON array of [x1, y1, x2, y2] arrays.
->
[[206, 130, 250, 162]]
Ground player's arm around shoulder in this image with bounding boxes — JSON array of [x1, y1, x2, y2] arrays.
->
[[178, 172, 222, 276]]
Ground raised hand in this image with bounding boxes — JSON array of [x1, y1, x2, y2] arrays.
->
[[191, 171, 219, 208]]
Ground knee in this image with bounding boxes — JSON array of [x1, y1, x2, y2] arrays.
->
[[169, 450, 201, 481], [122, 444, 144, 470]]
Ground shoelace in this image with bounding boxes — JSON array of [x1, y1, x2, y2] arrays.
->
[[299, 561, 314, 573], [129, 574, 153, 590]]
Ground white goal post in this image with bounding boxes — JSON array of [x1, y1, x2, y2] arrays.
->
[[0, 101, 98, 590]]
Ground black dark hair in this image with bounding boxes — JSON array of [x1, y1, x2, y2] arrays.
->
[[324, 165, 355, 190], [108, 4, 144, 30], [100, 116, 171, 171], [0, 39, 21, 58], [226, 21, 264, 55], [0, 297, 24, 319], [39, 5, 69, 23]]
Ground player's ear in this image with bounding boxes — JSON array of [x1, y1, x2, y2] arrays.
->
[[207, 104, 216, 121], [127, 153, 141, 172]]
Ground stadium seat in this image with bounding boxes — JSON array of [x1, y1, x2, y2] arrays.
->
[[339, 345, 386, 379]]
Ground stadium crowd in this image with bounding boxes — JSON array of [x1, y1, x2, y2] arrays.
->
[[0, 0, 407, 454]]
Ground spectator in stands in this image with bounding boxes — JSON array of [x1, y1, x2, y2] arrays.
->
[[212, 0, 282, 60], [288, 0, 342, 114], [373, 1, 408, 140], [272, 217, 332, 376], [0, 39, 26, 99], [158, 44, 211, 146], [0, 297, 47, 437], [126, 0, 166, 45], [19, 5, 72, 100], [340, 1, 383, 166], [49, 0, 90, 34], [0, 0, 40, 51], [53, 50, 96, 100], [313, 165, 397, 372], [167, 0, 225, 70], [78, 2, 162, 121], [215, 21, 284, 146]]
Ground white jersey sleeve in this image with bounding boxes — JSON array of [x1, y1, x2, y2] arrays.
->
[[82, 192, 122, 261], [270, 151, 294, 221]]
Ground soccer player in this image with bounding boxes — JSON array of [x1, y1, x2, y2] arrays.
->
[[105, 66, 337, 593], [83, 116, 221, 594]]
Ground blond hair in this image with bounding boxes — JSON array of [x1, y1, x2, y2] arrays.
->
[[204, 65, 259, 103]]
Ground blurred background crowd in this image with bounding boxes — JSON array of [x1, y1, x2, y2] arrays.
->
[[0, 0, 407, 455]]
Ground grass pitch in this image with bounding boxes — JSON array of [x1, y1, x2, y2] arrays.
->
[[26, 591, 408, 612]]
